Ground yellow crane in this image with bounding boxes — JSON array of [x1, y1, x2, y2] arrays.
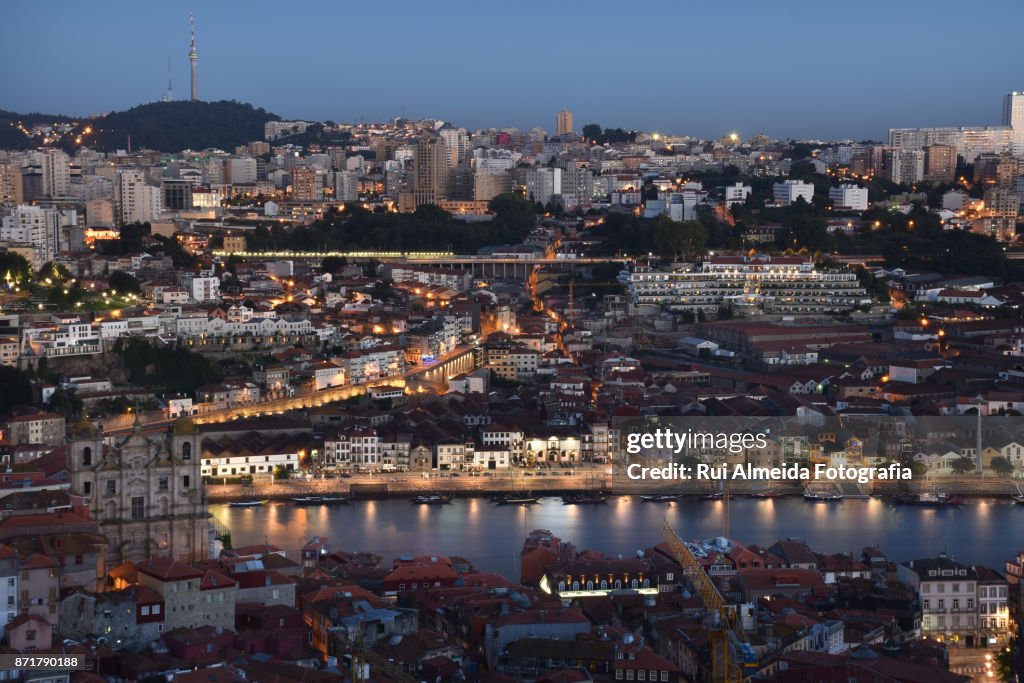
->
[[661, 520, 752, 683]]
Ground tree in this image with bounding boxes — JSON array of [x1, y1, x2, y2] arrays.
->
[[582, 123, 602, 142], [909, 461, 929, 477], [0, 367, 32, 415], [0, 251, 31, 285], [46, 388, 83, 421], [950, 456, 976, 475], [489, 192, 537, 235], [321, 256, 347, 274], [990, 455, 1015, 477], [108, 270, 141, 294]]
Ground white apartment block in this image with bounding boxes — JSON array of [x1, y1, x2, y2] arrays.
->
[[724, 182, 752, 208], [828, 184, 869, 211], [337, 347, 405, 385], [0, 205, 73, 268], [187, 276, 220, 303], [772, 180, 814, 206], [627, 254, 872, 316], [117, 169, 162, 225]]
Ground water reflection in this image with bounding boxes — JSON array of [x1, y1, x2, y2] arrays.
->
[[215, 497, 1018, 574]]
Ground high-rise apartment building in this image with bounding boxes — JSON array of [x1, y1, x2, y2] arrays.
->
[[524, 168, 562, 206], [439, 127, 470, 169], [413, 135, 449, 207], [290, 166, 321, 201], [117, 169, 162, 225], [334, 170, 360, 201], [36, 148, 70, 198], [0, 205, 72, 268], [556, 109, 574, 137], [924, 144, 956, 182], [887, 149, 925, 185], [1002, 92, 1024, 129], [0, 163, 23, 205]]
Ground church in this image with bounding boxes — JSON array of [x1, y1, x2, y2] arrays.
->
[[66, 416, 210, 565]]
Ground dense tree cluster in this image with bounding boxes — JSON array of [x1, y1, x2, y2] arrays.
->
[[90, 100, 279, 152], [113, 338, 222, 394], [581, 124, 637, 145], [246, 193, 537, 254]]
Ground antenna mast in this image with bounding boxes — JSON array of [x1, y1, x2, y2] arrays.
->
[[188, 12, 198, 101]]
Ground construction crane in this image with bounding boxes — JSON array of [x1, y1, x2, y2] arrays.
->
[[661, 520, 753, 683]]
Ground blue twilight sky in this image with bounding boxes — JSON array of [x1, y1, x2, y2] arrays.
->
[[2, 0, 1023, 140]]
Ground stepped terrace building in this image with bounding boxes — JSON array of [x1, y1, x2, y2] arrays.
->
[[625, 254, 872, 316]]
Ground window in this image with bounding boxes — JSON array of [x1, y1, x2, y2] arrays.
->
[[639, 671, 646, 681], [968, 599, 974, 609], [153, 605, 160, 614], [158, 477, 168, 492], [615, 671, 623, 681], [106, 480, 116, 496], [5, 579, 12, 588], [661, 673, 669, 682], [666, 572, 674, 581], [182, 442, 191, 460], [953, 599, 959, 610], [131, 496, 145, 520], [82, 447, 92, 467], [141, 606, 150, 616], [26, 630, 36, 641], [183, 475, 190, 489], [84, 482, 91, 495]]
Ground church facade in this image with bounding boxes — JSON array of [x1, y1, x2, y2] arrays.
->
[[67, 417, 210, 565]]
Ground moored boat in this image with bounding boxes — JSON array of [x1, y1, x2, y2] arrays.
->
[[229, 499, 269, 508], [639, 494, 679, 503]]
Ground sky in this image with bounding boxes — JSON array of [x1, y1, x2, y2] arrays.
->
[[3, 0, 1024, 140]]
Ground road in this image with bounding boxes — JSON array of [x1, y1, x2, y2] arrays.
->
[[103, 343, 479, 435]]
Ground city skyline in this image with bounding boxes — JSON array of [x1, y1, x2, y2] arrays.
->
[[4, 0, 1024, 139]]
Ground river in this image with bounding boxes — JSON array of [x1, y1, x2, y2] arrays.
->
[[210, 496, 1021, 577]]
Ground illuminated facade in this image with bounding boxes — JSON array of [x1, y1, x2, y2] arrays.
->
[[627, 255, 872, 316]]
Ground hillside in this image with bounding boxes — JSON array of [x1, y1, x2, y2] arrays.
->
[[0, 109, 75, 150], [91, 100, 281, 151]]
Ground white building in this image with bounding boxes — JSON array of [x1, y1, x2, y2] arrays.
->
[[334, 171, 360, 201], [724, 182, 752, 208], [225, 157, 258, 185], [898, 557, 980, 645], [828, 184, 869, 211], [187, 276, 220, 303], [201, 448, 299, 478], [523, 168, 562, 205], [310, 361, 346, 391], [0, 205, 73, 268], [887, 149, 925, 184], [337, 347, 405, 385], [117, 168, 162, 225], [772, 180, 814, 206]]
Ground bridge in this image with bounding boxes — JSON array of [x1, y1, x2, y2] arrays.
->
[[212, 250, 628, 281]]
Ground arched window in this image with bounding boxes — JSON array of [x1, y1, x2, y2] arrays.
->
[[631, 579, 638, 589], [572, 582, 579, 591], [586, 581, 593, 590], [643, 578, 650, 588], [182, 442, 191, 460], [82, 447, 92, 467], [558, 582, 565, 592], [615, 580, 622, 589], [600, 580, 608, 590]]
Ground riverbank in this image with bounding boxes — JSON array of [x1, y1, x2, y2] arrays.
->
[[204, 473, 1023, 502]]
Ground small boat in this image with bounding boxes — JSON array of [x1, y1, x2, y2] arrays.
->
[[320, 496, 349, 505], [1013, 495, 1024, 504], [803, 492, 843, 502], [749, 490, 783, 499], [412, 494, 453, 505], [698, 492, 725, 501], [291, 496, 323, 505], [893, 492, 962, 506], [229, 499, 269, 508], [498, 496, 540, 505], [562, 493, 609, 505], [639, 494, 679, 503]]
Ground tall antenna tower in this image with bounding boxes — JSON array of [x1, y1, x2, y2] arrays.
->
[[163, 57, 173, 102], [188, 12, 198, 101]]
